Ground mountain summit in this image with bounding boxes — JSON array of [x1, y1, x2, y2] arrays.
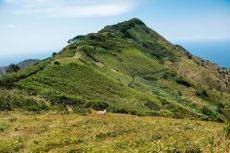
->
[[0, 18, 229, 121]]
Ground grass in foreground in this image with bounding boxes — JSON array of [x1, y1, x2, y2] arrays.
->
[[0, 112, 229, 153]]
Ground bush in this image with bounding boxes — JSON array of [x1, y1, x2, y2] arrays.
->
[[175, 77, 191, 87], [0, 101, 11, 111], [196, 90, 209, 98], [200, 106, 218, 120], [54, 61, 60, 65], [85, 100, 109, 110], [48, 94, 85, 107], [0, 124, 9, 132], [144, 101, 160, 111], [6, 64, 20, 73], [224, 122, 230, 138], [52, 52, 57, 57], [116, 108, 128, 114], [0, 89, 50, 112], [73, 106, 90, 115]]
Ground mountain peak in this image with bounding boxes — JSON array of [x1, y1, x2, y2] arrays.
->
[[100, 18, 146, 33], [1, 18, 230, 123], [125, 18, 146, 25]]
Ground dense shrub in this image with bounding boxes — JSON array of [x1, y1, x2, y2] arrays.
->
[[68, 45, 78, 50], [52, 52, 57, 57], [73, 106, 90, 115], [54, 61, 60, 65], [0, 101, 11, 111], [0, 124, 9, 132], [115, 108, 129, 114], [196, 90, 209, 98], [6, 64, 20, 73], [143, 75, 158, 81], [47, 94, 85, 107], [224, 122, 230, 138], [199, 106, 219, 121], [144, 101, 160, 111], [0, 89, 50, 112], [0, 73, 19, 88], [85, 100, 109, 110], [175, 77, 191, 87]]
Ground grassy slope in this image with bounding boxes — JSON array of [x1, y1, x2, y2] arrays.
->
[[0, 18, 229, 122], [0, 112, 229, 153], [15, 40, 211, 120]]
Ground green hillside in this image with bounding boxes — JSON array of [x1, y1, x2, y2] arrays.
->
[[0, 18, 229, 122]]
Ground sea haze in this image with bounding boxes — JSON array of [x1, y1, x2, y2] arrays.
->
[[0, 40, 230, 69], [176, 40, 230, 69], [0, 50, 56, 67]]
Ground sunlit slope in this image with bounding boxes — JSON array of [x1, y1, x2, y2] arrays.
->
[[0, 18, 229, 121]]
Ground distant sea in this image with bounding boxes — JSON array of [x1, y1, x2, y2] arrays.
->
[[0, 50, 55, 67], [175, 40, 230, 69], [1, 40, 230, 69]]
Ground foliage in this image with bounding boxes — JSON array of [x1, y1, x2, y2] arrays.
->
[[85, 100, 109, 110], [54, 61, 60, 65], [6, 64, 20, 73], [52, 52, 57, 57], [73, 106, 90, 115], [196, 90, 209, 98], [0, 59, 51, 88], [0, 89, 50, 111], [144, 101, 160, 111], [68, 35, 84, 44], [0, 18, 229, 122], [175, 77, 192, 87], [224, 122, 230, 138]]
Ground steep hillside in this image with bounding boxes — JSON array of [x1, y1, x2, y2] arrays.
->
[[0, 18, 229, 121]]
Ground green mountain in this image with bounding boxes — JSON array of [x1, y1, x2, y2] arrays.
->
[[0, 18, 229, 121]]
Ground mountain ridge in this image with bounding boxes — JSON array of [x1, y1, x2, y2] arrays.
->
[[0, 18, 229, 121]]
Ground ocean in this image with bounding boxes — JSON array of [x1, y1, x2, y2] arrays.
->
[[0, 40, 230, 69], [0, 50, 55, 67], [175, 40, 230, 69]]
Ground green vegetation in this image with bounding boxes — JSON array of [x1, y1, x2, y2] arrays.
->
[[0, 18, 230, 152], [0, 89, 50, 112], [0, 112, 229, 152], [0, 59, 52, 88], [224, 122, 230, 138], [85, 100, 109, 110], [0, 18, 229, 122], [5, 64, 20, 73]]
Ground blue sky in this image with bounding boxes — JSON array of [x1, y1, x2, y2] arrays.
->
[[0, 0, 230, 66]]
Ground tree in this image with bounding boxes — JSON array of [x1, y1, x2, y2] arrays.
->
[[52, 52, 57, 57], [6, 64, 20, 73], [67, 35, 84, 44]]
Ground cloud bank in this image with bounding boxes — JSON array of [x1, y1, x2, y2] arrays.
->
[[5, 0, 138, 17]]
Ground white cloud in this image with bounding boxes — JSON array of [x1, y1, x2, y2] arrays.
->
[[5, 0, 138, 17]]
